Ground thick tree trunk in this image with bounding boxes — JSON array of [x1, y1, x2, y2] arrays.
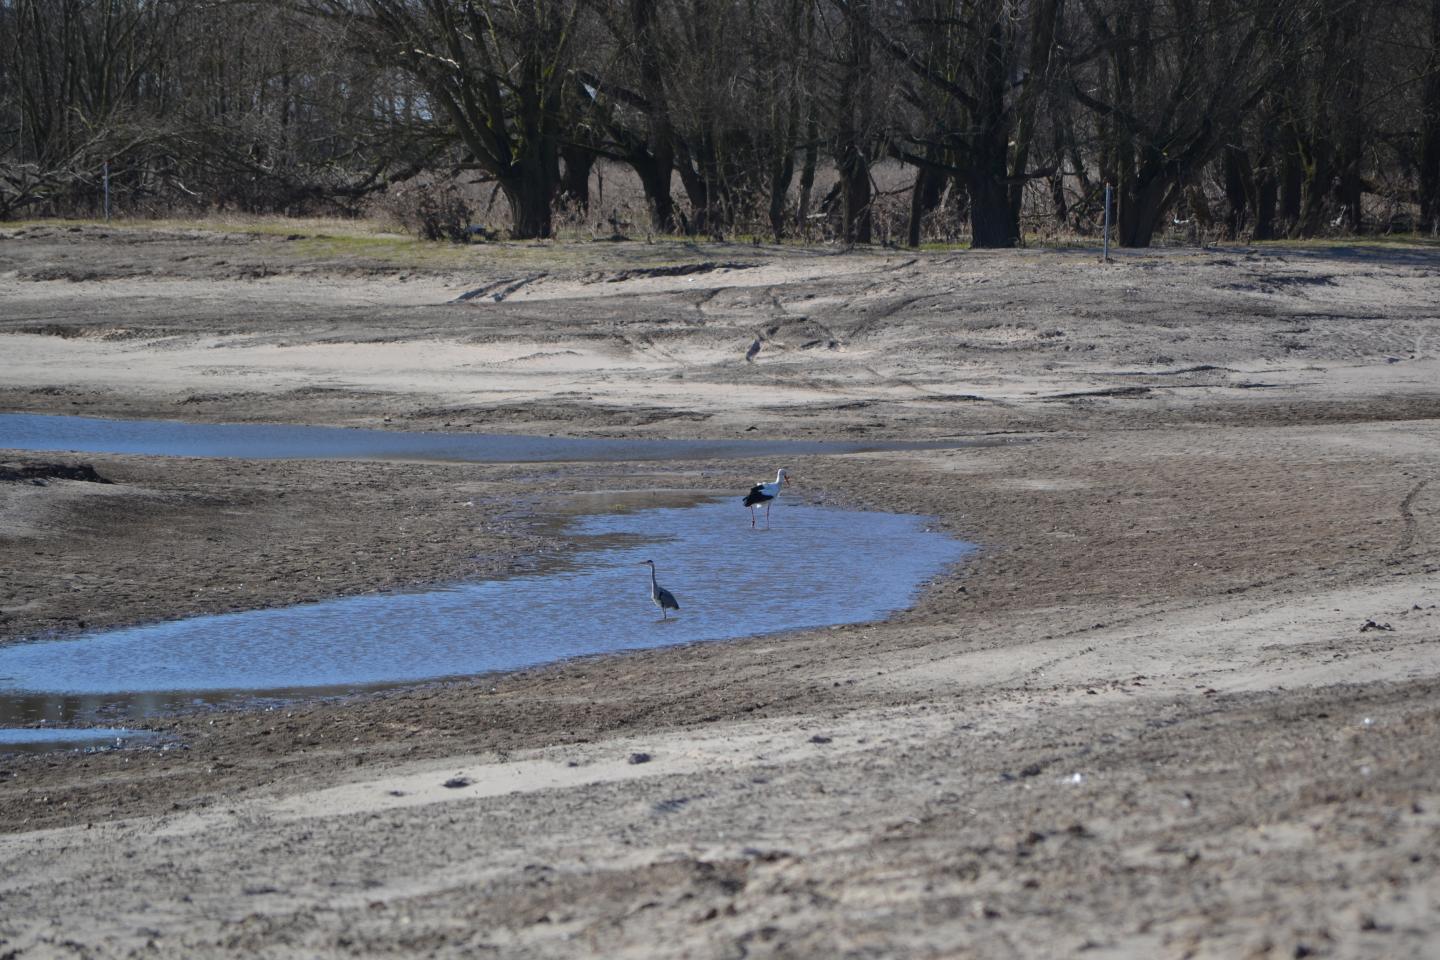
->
[[1116, 170, 1175, 248], [836, 0, 871, 245], [1003, 0, 1059, 243], [1253, 161, 1279, 241], [1424, 123, 1440, 234], [1295, 143, 1332, 238], [674, 140, 712, 236], [507, 192, 553, 240], [1337, 166, 1363, 233], [502, 165, 554, 240], [968, 127, 1018, 248], [1048, 172, 1069, 230], [559, 145, 593, 210], [836, 141, 871, 244], [966, 14, 1024, 249], [1425, 135, 1440, 235], [767, 8, 803, 246], [768, 151, 795, 243], [793, 0, 819, 239], [631, 0, 675, 233], [1053, 119, 1087, 231], [907, 164, 946, 248], [1223, 146, 1249, 240], [1419, 0, 1440, 232], [632, 153, 674, 233], [968, 172, 1015, 248], [796, 116, 818, 236], [1279, 130, 1303, 235]]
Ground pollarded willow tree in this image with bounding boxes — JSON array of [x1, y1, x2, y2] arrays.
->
[[634, 0, 778, 237], [1421, 0, 1440, 231], [852, 0, 1063, 248], [5, 0, 1439, 243], [1061, 0, 1305, 247], [575, 0, 826, 239], [579, 0, 824, 239], [305, 0, 584, 239]]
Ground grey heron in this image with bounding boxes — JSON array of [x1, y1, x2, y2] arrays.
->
[[742, 468, 789, 529], [640, 559, 680, 620], [745, 336, 762, 362]]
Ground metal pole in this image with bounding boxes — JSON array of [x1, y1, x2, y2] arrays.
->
[[1102, 182, 1111, 262], [103, 160, 111, 222]]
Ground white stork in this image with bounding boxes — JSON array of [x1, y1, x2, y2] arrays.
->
[[742, 468, 789, 529]]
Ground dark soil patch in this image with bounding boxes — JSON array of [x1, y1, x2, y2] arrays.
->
[[0, 461, 112, 484]]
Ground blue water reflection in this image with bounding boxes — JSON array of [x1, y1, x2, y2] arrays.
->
[[0, 501, 971, 721], [0, 413, 972, 463], [0, 727, 151, 753]]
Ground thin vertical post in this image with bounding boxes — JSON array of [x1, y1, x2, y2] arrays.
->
[[103, 160, 111, 222], [1102, 182, 1111, 262]]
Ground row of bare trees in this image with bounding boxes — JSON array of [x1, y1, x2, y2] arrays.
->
[[0, 0, 436, 218], [3, 0, 1439, 247]]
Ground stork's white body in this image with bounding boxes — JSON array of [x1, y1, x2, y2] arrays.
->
[[742, 468, 789, 529]]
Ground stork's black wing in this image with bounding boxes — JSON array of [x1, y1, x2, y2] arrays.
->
[[742, 483, 771, 507]]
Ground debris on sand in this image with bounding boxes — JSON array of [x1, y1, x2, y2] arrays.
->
[[0, 461, 112, 485]]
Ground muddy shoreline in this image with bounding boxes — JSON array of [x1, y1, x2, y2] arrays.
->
[[1, 224, 1438, 958]]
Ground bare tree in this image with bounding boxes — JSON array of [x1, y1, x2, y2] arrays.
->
[[304, 0, 583, 238], [0, 0, 184, 216], [581, 0, 819, 239], [831, 0, 875, 243], [1423, 0, 1440, 231], [1063, 0, 1299, 247], [846, 0, 1062, 248], [0, 0, 427, 217], [4, 0, 1438, 242], [576, 0, 680, 231]]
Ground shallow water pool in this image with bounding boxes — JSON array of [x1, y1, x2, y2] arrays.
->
[[0, 727, 151, 754], [0, 413, 975, 463], [0, 499, 972, 733]]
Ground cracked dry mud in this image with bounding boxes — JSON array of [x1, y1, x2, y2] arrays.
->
[[1, 225, 1439, 958]]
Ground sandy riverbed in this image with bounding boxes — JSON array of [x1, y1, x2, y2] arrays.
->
[[1, 224, 1438, 958]]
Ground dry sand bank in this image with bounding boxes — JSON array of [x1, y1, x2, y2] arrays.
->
[[1, 224, 1438, 958]]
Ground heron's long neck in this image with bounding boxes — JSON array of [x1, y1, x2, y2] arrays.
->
[[649, 566, 659, 590]]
